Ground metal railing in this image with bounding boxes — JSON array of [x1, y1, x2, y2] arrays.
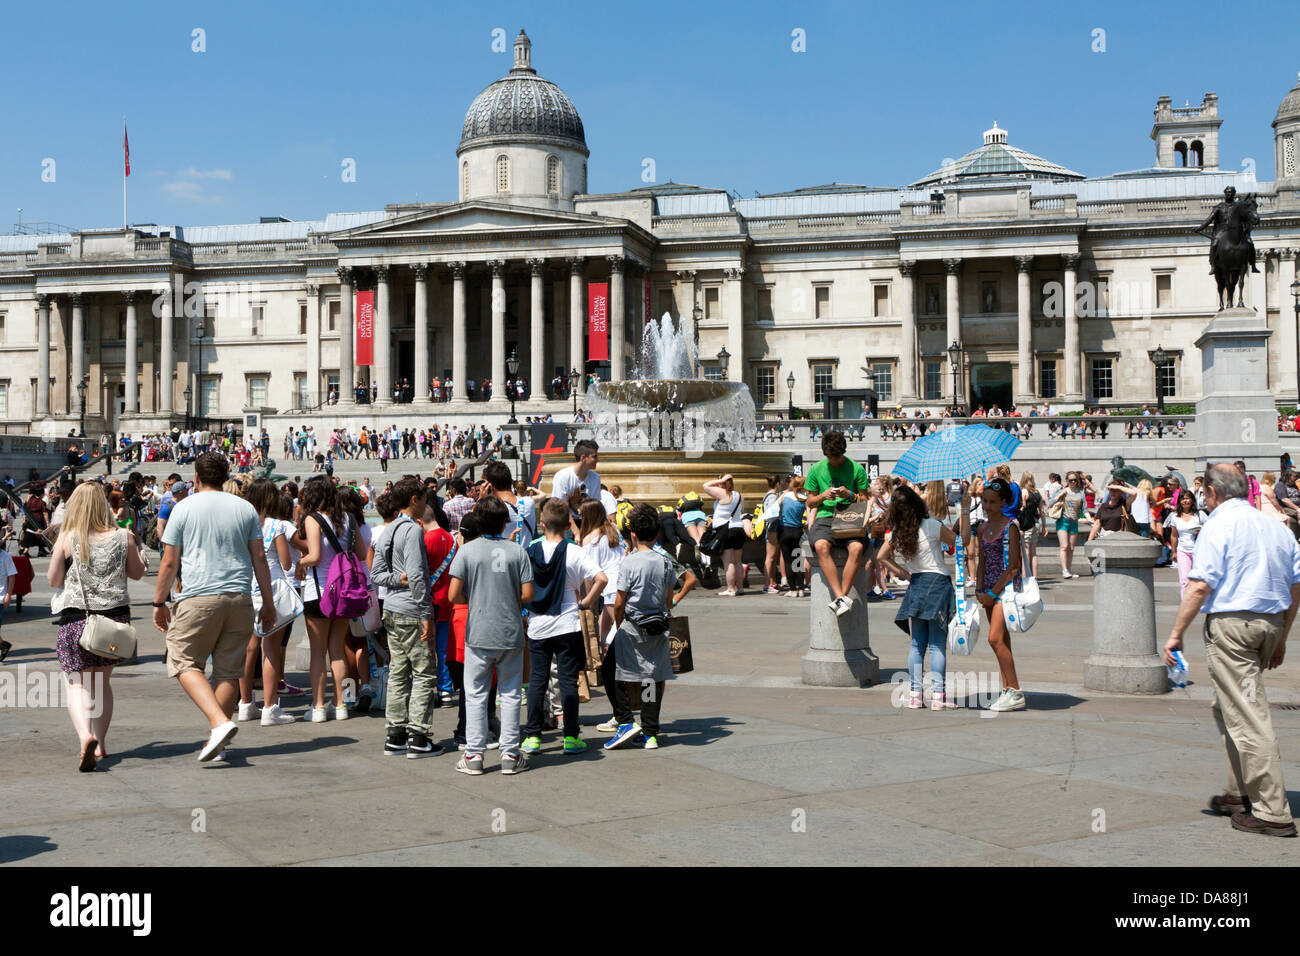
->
[[749, 415, 1193, 444]]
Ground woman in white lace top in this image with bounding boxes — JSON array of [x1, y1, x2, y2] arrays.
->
[[47, 483, 147, 772]]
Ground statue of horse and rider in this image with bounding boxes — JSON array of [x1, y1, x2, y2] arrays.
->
[[1197, 186, 1260, 311]]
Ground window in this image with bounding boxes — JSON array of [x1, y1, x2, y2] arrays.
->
[[298, 304, 308, 336], [496, 154, 510, 193], [872, 284, 889, 318], [1039, 359, 1057, 398], [0, 381, 8, 418], [812, 363, 834, 403], [326, 373, 339, 397], [868, 362, 893, 404], [0, 312, 6, 343], [814, 286, 831, 319], [249, 304, 265, 336], [294, 372, 309, 409], [328, 300, 339, 332], [1157, 357, 1177, 397], [114, 310, 126, 340], [1089, 358, 1113, 400], [546, 155, 560, 194], [1155, 273, 1172, 310], [924, 361, 943, 401], [754, 366, 776, 406], [247, 375, 268, 408], [756, 287, 774, 322], [581, 162, 587, 193], [701, 364, 724, 382], [704, 286, 720, 320], [656, 290, 674, 320], [462, 162, 469, 200], [199, 377, 218, 417]]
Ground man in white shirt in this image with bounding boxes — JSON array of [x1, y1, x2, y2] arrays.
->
[[1165, 463, 1300, 837], [551, 439, 602, 517]]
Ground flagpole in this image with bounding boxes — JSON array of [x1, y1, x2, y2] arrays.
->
[[122, 118, 127, 230]]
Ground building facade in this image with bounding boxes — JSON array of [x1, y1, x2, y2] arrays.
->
[[3, 33, 1300, 434]]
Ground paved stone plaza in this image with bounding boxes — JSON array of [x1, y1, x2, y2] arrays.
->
[[3, 545, 1299, 867]]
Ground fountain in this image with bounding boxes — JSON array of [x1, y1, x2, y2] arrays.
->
[[540, 314, 793, 504]]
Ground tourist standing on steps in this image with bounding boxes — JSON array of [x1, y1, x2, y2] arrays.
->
[[48, 483, 147, 772], [1165, 463, 1300, 837], [703, 473, 749, 596], [802, 430, 871, 616], [970, 477, 1026, 712], [552, 439, 602, 517], [154, 452, 277, 762]]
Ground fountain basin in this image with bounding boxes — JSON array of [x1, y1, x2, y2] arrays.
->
[[540, 450, 794, 507]]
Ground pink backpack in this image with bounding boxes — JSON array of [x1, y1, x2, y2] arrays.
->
[[311, 514, 371, 619]]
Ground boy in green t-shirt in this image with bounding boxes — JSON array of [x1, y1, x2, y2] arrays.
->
[[803, 430, 870, 617]]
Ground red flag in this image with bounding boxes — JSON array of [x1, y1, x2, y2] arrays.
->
[[123, 126, 130, 177], [588, 282, 609, 361]]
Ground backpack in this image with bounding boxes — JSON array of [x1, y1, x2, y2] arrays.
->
[[310, 513, 371, 619], [614, 499, 634, 534], [677, 492, 704, 513], [141, 515, 161, 550]]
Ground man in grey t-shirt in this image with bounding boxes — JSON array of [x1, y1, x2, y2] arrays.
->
[[447, 496, 534, 775]]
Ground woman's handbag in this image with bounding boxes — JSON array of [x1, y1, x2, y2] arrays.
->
[[947, 534, 979, 656], [697, 524, 725, 558], [348, 585, 382, 637], [831, 499, 870, 539], [73, 545, 138, 662], [1047, 497, 1065, 521], [255, 575, 305, 638], [999, 526, 1043, 633]]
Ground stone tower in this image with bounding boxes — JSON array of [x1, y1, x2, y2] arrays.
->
[[1150, 93, 1221, 170], [1273, 72, 1300, 187]]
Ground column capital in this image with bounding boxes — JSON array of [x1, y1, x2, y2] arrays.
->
[[943, 258, 963, 275], [122, 290, 137, 305], [336, 266, 353, 284], [1015, 255, 1035, 274], [305, 283, 319, 297], [527, 257, 546, 276], [606, 254, 626, 273], [898, 259, 917, 277], [488, 259, 507, 278], [37, 294, 51, 308], [1060, 252, 1081, 270], [449, 260, 468, 279], [1279, 247, 1296, 261], [411, 263, 428, 281], [724, 267, 744, 281], [566, 256, 586, 276], [374, 264, 391, 282], [68, 292, 85, 307], [674, 269, 697, 283]]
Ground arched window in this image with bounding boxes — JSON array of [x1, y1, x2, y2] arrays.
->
[[581, 162, 587, 193], [546, 155, 560, 195], [462, 161, 469, 200], [1174, 141, 1188, 167], [1190, 140, 1204, 167], [496, 154, 510, 193]]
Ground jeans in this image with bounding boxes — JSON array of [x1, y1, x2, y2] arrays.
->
[[907, 616, 947, 694], [522, 632, 583, 738], [464, 645, 523, 757], [602, 649, 666, 737], [434, 620, 453, 696]]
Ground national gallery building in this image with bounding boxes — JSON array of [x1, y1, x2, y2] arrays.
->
[[3, 32, 1300, 434]]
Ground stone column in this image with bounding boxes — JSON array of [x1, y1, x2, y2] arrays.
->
[[488, 259, 507, 401], [36, 294, 51, 418], [412, 263, 429, 403], [306, 283, 321, 407], [552, 272, 567, 385], [607, 255, 626, 381], [802, 540, 880, 687], [674, 269, 696, 322], [1279, 249, 1298, 401], [124, 291, 139, 413], [724, 267, 744, 383], [70, 293, 85, 397], [1081, 532, 1166, 694], [1251, 249, 1268, 316], [1062, 253, 1082, 400], [943, 257, 962, 351], [528, 258, 545, 397], [159, 283, 174, 414], [568, 257, 586, 397], [451, 261, 468, 402], [1015, 255, 1035, 403], [374, 264, 393, 405], [898, 260, 917, 402], [337, 267, 355, 406]]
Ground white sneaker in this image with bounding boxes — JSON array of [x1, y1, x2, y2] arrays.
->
[[596, 718, 620, 733], [236, 700, 261, 722], [334, 706, 350, 721], [988, 688, 1027, 712], [310, 706, 329, 723], [718, 588, 735, 597], [834, 596, 854, 617], [260, 704, 297, 726], [199, 720, 238, 762]]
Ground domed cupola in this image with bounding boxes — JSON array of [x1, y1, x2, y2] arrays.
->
[[456, 31, 589, 209], [1274, 70, 1300, 185]]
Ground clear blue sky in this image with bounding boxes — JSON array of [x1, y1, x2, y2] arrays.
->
[[4, 0, 1298, 231]]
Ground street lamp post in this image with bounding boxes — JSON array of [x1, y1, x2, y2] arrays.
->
[[569, 367, 580, 418], [946, 340, 961, 415], [76, 377, 87, 438], [716, 346, 730, 380], [1150, 344, 1168, 415], [183, 385, 192, 432], [506, 348, 519, 424], [692, 305, 703, 372], [786, 370, 796, 420], [1292, 280, 1300, 410]]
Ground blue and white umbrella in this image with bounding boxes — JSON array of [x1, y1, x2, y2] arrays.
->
[[891, 423, 1021, 483]]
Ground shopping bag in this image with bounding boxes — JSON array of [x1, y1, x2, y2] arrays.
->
[[669, 616, 694, 674], [999, 526, 1043, 633], [947, 534, 979, 656]]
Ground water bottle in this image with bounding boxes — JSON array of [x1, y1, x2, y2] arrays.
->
[[1168, 649, 1189, 688]]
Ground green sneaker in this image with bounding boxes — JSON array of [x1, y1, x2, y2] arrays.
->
[[520, 736, 542, 754], [643, 736, 659, 750], [562, 736, 588, 754]]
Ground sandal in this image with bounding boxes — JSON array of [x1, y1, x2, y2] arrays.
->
[[79, 738, 98, 773]]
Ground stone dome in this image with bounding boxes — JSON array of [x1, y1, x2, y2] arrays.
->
[[458, 31, 587, 155], [1275, 70, 1300, 126]]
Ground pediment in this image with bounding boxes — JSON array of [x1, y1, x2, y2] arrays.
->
[[330, 201, 618, 240]]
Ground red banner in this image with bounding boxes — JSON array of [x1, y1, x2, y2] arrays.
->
[[588, 282, 609, 362], [644, 273, 651, 324], [356, 290, 374, 366]]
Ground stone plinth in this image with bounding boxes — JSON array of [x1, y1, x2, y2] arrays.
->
[[1081, 532, 1166, 694], [1194, 306, 1283, 473], [802, 537, 879, 687]]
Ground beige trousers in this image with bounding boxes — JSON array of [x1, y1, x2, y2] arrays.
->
[[1205, 611, 1291, 824]]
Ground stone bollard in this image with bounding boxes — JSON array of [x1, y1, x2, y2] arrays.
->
[[1081, 531, 1165, 694], [802, 536, 880, 687]]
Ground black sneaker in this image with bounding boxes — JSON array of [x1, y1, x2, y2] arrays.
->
[[383, 728, 409, 756], [406, 733, 442, 758], [0, 640, 10, 663]]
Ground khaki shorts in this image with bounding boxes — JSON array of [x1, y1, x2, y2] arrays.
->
[[165, 592, 255, 681]]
